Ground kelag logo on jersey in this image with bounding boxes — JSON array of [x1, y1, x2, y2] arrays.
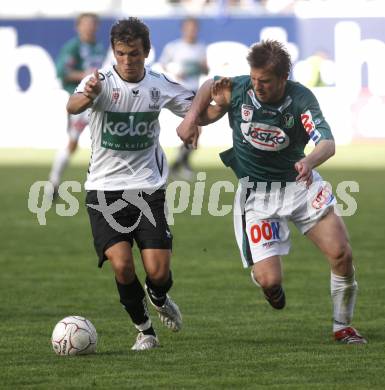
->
[[240, 122, 290, 151], [301, 110, 321, 143], [102, 111, 159, 151]]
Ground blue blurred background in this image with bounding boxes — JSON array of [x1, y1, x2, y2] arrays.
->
[[1, 0, 384, 148]]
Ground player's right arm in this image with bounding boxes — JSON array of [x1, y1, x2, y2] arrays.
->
[[67, 70, 101, 114], [176, 77, 231, 145]]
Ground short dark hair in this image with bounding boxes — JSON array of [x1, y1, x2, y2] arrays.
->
[[247, 40, 292, 78], [110, 17, 151, 54]]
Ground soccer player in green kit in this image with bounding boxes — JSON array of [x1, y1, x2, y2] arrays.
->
[[47, 13, 105, 198], [177, 40, 367, 344]]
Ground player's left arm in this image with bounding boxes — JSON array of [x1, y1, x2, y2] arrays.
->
[[295, 91, 335, 186], [173, 80, 213, 148], [295, 140, 335, 185], [67, 70, 101, 114]]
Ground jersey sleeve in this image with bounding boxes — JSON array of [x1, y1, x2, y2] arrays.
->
[[163, 75, 195, 117], [74, 74, 93, 93], [299, 88, 334, 144]]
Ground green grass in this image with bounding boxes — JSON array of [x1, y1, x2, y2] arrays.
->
[[0, 146, 384, 389], [2, 142, 385, 168]]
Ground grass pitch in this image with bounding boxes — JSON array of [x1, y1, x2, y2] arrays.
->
[[0, 146, 384, 389]]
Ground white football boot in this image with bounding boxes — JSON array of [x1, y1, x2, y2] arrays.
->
[[145, 286, 182, 332], [131, 332, 159, 351], [154, 296, 182, 332]]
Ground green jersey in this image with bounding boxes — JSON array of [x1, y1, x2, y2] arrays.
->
[[56, 37, 104, 94], [219, 76, 333, 183]]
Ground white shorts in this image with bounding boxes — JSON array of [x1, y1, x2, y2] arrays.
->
[[68, 110, 89, 141], [233, 171, 336, 268]]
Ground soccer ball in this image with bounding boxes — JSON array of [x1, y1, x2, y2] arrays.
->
[[51, 316, 97, 356]]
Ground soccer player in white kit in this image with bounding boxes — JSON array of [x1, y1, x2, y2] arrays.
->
[[67, 18, 197, 351]]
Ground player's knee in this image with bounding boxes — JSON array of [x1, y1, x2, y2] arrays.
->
[[329, 241, 352, 262], [329, 242, 353, 274], [143, 253, 171, 283], [109, 256, 135, 283], [146, 266, 170, 284], [253, 272, 282, 290]]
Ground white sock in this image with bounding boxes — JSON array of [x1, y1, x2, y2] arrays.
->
[[49, 148, 70, 187], [331, 270, 357, 332]]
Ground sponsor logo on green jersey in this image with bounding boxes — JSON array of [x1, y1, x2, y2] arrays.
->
[[101, 111, 159, 151], [241, 122, 290, 151]]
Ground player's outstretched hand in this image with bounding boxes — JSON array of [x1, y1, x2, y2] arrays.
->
[[84, 69, 102, 99], [176, 119, 200, 149], [211, 77, 231, 108], [295, 160, 313, 188]]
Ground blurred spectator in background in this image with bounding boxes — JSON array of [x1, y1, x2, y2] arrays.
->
[[159, 17, 208, 180], [293, 50, 335, 88], [305, 51, 330, 87], [47, 13, 105, 198]]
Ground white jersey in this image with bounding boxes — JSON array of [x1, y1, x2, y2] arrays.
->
[[75, 66, 194, 191], [159, 39, 207, 91]]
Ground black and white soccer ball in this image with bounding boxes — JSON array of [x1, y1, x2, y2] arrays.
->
[[51, 316, 97, 356]]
